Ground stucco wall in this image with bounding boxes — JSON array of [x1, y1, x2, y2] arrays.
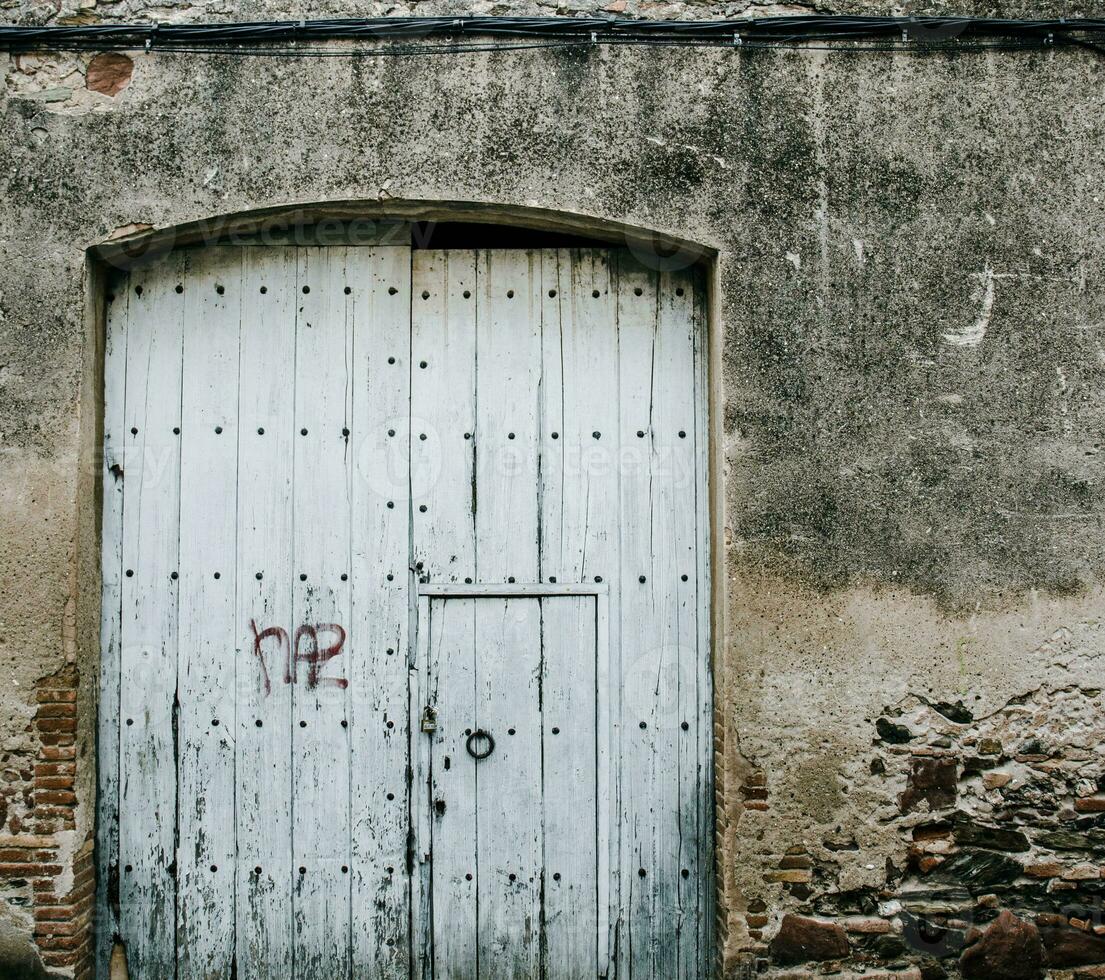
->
[[2, 13, 1105, 978]]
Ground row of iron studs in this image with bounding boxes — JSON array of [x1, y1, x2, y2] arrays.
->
[[121, 861, 690, 880], [124, 424, 690, 438], [118, 284, 685, 300], [122, 569, 691, 584]]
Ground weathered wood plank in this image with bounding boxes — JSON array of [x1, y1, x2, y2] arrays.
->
[[539, 248, 621, 975], [425, 597, 478, 979], [471, 250, 543, 980], [540, 594, 599, 977], [235, 246, 297, 979], [616, 254, 707, 979], [692, 267, 716, 980], [290, 247, 353, 980], [410, 598, 433, 980], [653, 265, 702, 980], [594, 589, 613, 975], [411, 250, 479, 978], [538, 249, 619, 586], [472, 250, 541, 583], [475, 597, 542, 980], [616, 251, 666, 980], [176, 246, 241, 979], [97, 276, 128, 980], [411, 249, 478, 584], [349, 245, 412, 978], [118, 254, 186, 980]]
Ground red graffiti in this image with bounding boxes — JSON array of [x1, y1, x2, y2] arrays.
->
[[292, 623, 349, 690], [249, 619, 348, 695], [248, 619, 286, 697]]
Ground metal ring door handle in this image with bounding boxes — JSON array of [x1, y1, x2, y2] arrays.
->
[[465, 729, 495, 760]]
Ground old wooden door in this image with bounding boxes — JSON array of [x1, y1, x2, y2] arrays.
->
[[412, 587, 608, 979], [99, 242, 712, 980]]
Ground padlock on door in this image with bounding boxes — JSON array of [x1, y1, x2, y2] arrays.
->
[[420, 704, 438, 733]]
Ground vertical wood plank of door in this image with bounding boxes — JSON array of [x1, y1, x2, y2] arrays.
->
[[692, 269, 716, 978], [539, 249, 619, 585], [349, 246, 412, 977], [652, 266, 702, 979], [540, 595, 599, 977], [176, 247, 241, 978], [475, 597, 542, 980], [617, 255, 705, 979], [426, 598, 478, 979], [411, 251, 479, 978], [236, 246, 297, 978], [97, 279, 128, 979], [616, 251, 667, 980], [411, 250, 477, 584], [291, 247, 353, 979], [539, 249, 619, 975], [471, 251, 543, 977], [118, 255, 186, 979], [475, 249, 541, 583]]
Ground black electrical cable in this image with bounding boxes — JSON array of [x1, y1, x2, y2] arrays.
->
[[1, 15, 1104, 56]]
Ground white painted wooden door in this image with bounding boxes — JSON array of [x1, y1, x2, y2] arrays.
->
[[409, 248, 712, 979], [412, 587, 606, 980], [99, 245, 413, 980], [99, 243, 712, 980]]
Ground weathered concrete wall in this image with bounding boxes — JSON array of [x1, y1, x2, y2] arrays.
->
[[1, 12, 1104, 978], [6, 0, 1105, 25]]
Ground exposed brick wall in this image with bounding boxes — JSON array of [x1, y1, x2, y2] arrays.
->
[[0, 667, 92, 980]]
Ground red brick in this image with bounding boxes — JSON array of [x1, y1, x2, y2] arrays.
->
[[35, 916, 88, 938], [0, 834, 53, 849], [33, 806, 77, 821], [1074, 798, 1105, 813], [41, 948, 85, 968], [35, 905, 80, 921], [37, 931, 86, 951], [38, 733, 76, 747], [34, 763, 75, 777], [0, 862, 60, 877], [35, 777, 75, 792], [36, 689, 77, 703], [35, 703, 76, 719], [35, 719, 77, 734], [40, 746, 76, 761], [69, 879, 94, 901], [0, 848, 56, 862], [64, 879, 94, 904], [35, 791, 77, 806]]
